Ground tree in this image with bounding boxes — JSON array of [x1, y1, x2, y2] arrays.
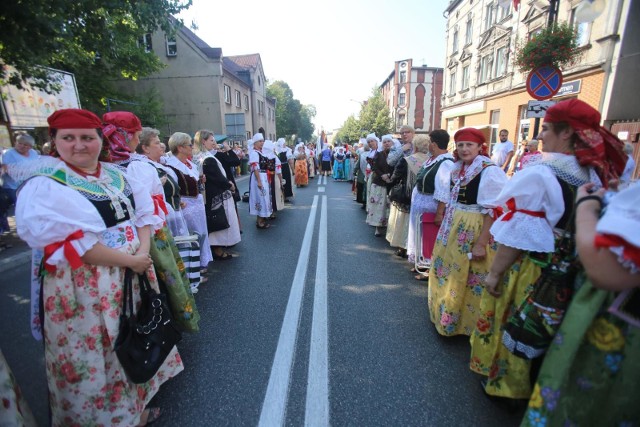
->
[[0, 0, 191, 111], [267, 80, 315, 143], [335, 87, 392, 143]]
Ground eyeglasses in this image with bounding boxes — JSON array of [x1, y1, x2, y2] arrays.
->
[[400, 131, 412, 135], [183, 143, 193, 147]]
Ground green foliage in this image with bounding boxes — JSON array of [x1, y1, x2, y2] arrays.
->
[[335, 87, 392, 143], [267, 80, 316, 142], [514, 22, 581, 73], [0, 0, 191, 108]]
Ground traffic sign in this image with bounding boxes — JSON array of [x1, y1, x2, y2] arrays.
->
[[526, 100, 556, 118], [526, 66, 563, 100]]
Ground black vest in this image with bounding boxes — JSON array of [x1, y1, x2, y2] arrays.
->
[[416, 157, 453, 194]]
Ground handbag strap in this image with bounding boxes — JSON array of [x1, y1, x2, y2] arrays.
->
[[122, 268, 135, 317]]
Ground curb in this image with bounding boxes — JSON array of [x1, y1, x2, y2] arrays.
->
[[0, 249, 31, 273]]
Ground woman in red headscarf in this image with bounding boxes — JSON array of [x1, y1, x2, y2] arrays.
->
[[102, 112, 200, 331], [427, 127, 507, 336], [12, 109, 183, 426], [470, 99, 626, 402]]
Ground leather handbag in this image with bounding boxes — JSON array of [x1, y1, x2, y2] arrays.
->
[[207, 196, 230, 232], [115, 269, 182, 384]]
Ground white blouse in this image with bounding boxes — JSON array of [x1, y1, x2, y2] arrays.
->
[[490, 164, 567, 253], [16, 161, 156, 269]]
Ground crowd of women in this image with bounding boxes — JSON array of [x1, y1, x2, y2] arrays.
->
[[0, 108, 255, 426], [353, 99, 639, 425]]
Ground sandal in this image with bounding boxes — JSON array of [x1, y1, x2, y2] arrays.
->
[[256, 222, 271, 229], [213, 252, 233, 260], [138, 407, 161, 426], [415, 274, 429, 282]]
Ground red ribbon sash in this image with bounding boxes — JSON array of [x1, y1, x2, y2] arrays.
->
[[151, 194, 169, 216], [500, 197, 546, 221], [43, 230, 85, 273]]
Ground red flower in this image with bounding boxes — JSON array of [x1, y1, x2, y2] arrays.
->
[[45, 296, 56, 312], [60, 362, 81, 384], [125, 226, 135, 242], [85, 336, 97, 351], [488, 363, 499, 380], [94, 396, 105, 410], [476, 318, 490, 333]]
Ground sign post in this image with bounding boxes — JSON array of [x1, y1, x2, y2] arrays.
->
[[526, 65, 563, 140]]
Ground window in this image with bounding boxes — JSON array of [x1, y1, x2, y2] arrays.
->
[[495, 46, 507, 77], [399, 70, 407, 83], [496, 3, 510, 22], [397, 113, 406, 126], [461, 65, 470, 90], [165, 36, 177, 56], [399, 92, 406, 106], [235, 90, 241, 108], [452, 27, 459, 53], [490, 109, 500, 148], [224, 85, 231, 104], [571, 7, 591, 47], [244, 95, 249, 111], [138, 33, 152, 53], [478, 55, 492, 83], [258, 75, 261, 86], [528, 27, 543, 41], [518, 105, 531, 140], [246, 131, 252, 141], [484, 4, 494, 31], [258, 100, 264, 115], [449, 71, 457, 95], [465, 17, 473, 45]]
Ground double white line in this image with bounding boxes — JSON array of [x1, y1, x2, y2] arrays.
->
[[258, 195, 329, 427]]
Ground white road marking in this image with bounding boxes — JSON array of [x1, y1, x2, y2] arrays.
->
[[318, 187, 325, 193], [305, 195, 329, 426], [259, 196, 319, 427]]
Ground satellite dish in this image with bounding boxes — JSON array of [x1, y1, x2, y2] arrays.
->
[[575, 0, 605, 23]]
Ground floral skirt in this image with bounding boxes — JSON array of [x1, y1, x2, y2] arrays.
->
[[43, 222, 183, 426], [249, 172, 273, 218], [294, 160, 308, 186], [469, 255, 541, 398], [0, 349, 36, 426], [521, 280, 640, 426], [366, 183, 389, 227], [428, 209, 497, 336], [386, 203, 410, 249]]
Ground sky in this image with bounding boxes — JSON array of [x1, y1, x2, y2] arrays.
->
[[178, 0, 451, 134]]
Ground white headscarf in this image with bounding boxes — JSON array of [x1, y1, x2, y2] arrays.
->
[[263, 140, 277, 159], [366, 133, 380, 155], [275, 138, 287, 154]]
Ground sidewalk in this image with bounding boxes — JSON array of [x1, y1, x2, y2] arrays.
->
[[0, 215, 31, 273]]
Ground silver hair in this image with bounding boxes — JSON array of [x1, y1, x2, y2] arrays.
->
[[168, 132, 192, 154], [16, 133, 35, 146]]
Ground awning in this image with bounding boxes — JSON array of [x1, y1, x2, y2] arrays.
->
[[215, 135, 228, 143]]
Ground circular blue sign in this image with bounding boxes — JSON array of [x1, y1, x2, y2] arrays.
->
[[526, 66, 563, 100]]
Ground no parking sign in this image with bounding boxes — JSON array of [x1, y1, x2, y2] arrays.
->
[[526, 66, 563, 100]]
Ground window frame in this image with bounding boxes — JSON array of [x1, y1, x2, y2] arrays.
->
[[165, 35, 177, 57], [244, 94, 249, 111], [139, 33, 152, 53], [224, 85, 231, 104], [465, 17, 473, 46], [449, 70, 457, 95], [461, 65, 470, 90], [235, 90, 241, 108], [494, 46, 507, 78]]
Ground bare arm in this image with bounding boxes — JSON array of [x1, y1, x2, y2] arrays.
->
[[434, 202, 446, 226], [136, 225, 151, 255], [501, 151, 514, 171], [471, 214, 495, 260], [485, 244, 524, 297], [82, 243, 152, 274], [576, 185, 640, 291]]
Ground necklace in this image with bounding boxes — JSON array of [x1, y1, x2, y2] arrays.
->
[[65, 162, 101, 178]]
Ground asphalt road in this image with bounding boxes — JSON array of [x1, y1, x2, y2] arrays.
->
[[0, 173, 525, 426]]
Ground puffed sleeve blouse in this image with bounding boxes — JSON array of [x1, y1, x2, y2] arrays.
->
[[490, 164, 566, 253], [16, 160, 156, 269]]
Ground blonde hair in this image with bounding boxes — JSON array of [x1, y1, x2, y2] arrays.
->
[[168, 132, 192, 154], [193, 129, 214, 153], [412, 134, 431, 154]]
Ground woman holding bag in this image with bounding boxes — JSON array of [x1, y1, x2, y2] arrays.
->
[[193, 130, 241, 260], [13, 109, 183, 426]]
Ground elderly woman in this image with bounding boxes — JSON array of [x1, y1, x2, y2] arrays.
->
[[407, 130, 454, 279], [427, 128, 507, 336], [165, 132, 214, 273], [193, 129, 241, 259], [14, 109, 183, 426], [248, 133, 273, 229], [471, 99, 627, 401], [294, 143, 309, 187], [263, 140, 284, 216], [386, 134, 430, 257], [1, 133, 39, 205], [355, 139, 370, 208], [366, 133, 393, 237], [136, 127, 188, 238], [102, 113, 200, 331]]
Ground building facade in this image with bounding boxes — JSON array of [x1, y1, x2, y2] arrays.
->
[[380, 59, 444, 133], [441, 0, 634, 157], [116, 25, 276, 144]]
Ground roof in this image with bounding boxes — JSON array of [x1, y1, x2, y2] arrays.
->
[[226, 54, 261, 69], [179, 24, 222, 59]]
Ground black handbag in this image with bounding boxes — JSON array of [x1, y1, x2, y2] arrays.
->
[[207, 197, 230, 232], [388, 181, 411, 206], [115, 269, 182, 384], [242, 191, 250, 203]]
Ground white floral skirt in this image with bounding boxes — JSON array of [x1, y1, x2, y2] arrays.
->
[[366, 182, 390, 227]]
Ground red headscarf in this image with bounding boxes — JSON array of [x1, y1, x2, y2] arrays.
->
[[453, 127, 489, 160], [544, 99, 626, 187], [47, 109, 110, 161], [101, 111, 143, 163]]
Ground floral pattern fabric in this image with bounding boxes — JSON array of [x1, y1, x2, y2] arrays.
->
[[521, 279, 640, 427], [470, 255, 541, 398], [0, 349, 37, 426], [43, 221, 184, 426], [428, 209, 498, 336]]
